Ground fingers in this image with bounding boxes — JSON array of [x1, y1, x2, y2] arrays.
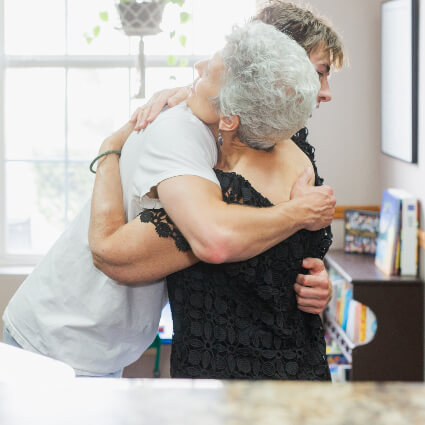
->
[[295, 272, 328, 289], [294, 269, 332, 314], [297, 304, 326, 314], [148, 95, 169, 122], [168, 86, 191, 106], [134, 106, 152, 131], [133, 88, 183, 131], [320, 184, 335, 197], [130, 108, 139, 123], [296, 294, 328, 314], [290, 167, 313, 198], [302, 257, 325, 273], [294, 282, 328, 300]]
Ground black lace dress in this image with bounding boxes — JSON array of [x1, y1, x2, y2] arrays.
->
[[141, 128, 332, 380]]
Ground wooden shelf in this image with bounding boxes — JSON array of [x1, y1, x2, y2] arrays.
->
[[325, 250, 424, 382]]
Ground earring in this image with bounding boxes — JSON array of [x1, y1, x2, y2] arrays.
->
[[217, 132, 223, 146]]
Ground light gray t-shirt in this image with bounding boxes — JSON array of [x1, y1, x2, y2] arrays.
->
[[3, 103, 219, 375]]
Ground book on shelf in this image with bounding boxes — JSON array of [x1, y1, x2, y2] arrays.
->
[[344, 209, 379, 255], [326, 268, 377, 345], [399, 190, 419, 276], [375, 188, 419, 276], [341, 287, 353, 332]]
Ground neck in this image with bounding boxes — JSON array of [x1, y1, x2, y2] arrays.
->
[[215, 134, 252, 171]]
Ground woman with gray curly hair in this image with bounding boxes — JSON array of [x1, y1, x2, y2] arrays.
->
[[216, 22, 319, 150], [161, 21, 331, 380], [90, 21, 332, 380]]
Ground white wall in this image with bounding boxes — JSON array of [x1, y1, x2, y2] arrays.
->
[[378, 0, 425, 279], [289, 0, 384, 248], [291, 0, 424, 277]]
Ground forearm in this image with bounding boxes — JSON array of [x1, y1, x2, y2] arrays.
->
[[90, 218, 198, 284], [88, 127, 198, 283], [89, 151, 126, 264], [158, 177, 309, 263], [88, 124, 132, 261], [214, 199, 307, 262]]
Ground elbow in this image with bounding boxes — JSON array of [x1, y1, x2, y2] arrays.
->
[[91, 250, 116, 277], [91, 253, 141, 285], [91, 251, 109, 274], [90, 240, 111, 270], [190, 228, 233, 264], [90, 244, 129, 283]]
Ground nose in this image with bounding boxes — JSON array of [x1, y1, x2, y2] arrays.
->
[[194, 59, 207, 76], [317, 77, 332, 104]]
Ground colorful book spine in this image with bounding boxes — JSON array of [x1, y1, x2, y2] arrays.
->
[[341, 288, 353, 332], [375, 188, 419, 276], [359, 305, 367, 343], [375, 189, 401, 275], [399, 194, 419, 276]]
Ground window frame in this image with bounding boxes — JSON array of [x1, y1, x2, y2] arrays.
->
[[0, 0, 259, 266], [0, 0, 207, 266]]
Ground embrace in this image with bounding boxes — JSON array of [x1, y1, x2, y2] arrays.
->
[[3, 1, 343, 380]]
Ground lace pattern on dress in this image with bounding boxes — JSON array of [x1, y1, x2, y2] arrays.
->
[[139, 128, 333, 381], [292, 127, 324, 186], [139, 209, 190, 252]]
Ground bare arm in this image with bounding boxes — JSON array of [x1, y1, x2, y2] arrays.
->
[[89, 122, 198, 283], [156, 173, 335, 264], [90, 135, 334, 283]]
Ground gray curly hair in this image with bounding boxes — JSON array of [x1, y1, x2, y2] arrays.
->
[[217, 21, 320, 150]]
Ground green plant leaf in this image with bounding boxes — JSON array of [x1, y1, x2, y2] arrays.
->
[[179, 58, 188, 67], [178, 35, 187, 47], [93, 26, 101, 37], [180, 12, 190, 24], [167, 55, 177, 66], [99, 11, 108, 22], [169, 0, 185, 6], [169, 30, 176, 39], [99, 11, 109, 22], [84, 33, 93, 44]]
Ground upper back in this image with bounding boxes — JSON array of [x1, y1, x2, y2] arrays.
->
[[226, 138, 315, 206]]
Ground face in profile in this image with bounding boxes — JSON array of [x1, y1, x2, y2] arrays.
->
[[186, 52, 225, 125], [309, 46, 332, 107]]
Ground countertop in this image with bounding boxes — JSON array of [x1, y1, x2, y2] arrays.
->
[[1, 379, 425, 425]]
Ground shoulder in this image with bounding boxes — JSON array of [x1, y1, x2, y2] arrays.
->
[[143, 103, 217, 158], [276, 138, 314, 180], [291, 127, 316, 161], [149, 103, 213, 138], [290, 127, 323, 186]]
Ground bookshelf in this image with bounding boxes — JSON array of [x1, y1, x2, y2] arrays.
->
[[324, 250, 424, 382]]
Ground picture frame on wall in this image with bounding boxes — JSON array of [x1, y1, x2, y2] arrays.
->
[[381, 0, 419, 163]]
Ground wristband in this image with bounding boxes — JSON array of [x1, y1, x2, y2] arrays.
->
[[89, 150, 121, 174]]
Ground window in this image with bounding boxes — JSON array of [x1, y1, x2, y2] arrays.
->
[[0, 0, 257, 265]]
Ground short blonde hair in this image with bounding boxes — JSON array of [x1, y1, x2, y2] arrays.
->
[[255, 1, 344, 70]]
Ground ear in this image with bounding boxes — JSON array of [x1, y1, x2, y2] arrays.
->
[[218, 113, 240, 132]]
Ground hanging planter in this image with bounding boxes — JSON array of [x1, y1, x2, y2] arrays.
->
[[116, 0, 167, 37], [84, 0, 190, 98]]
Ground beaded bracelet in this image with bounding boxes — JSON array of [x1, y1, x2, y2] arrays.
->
[[89, 150, 121, 174]]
